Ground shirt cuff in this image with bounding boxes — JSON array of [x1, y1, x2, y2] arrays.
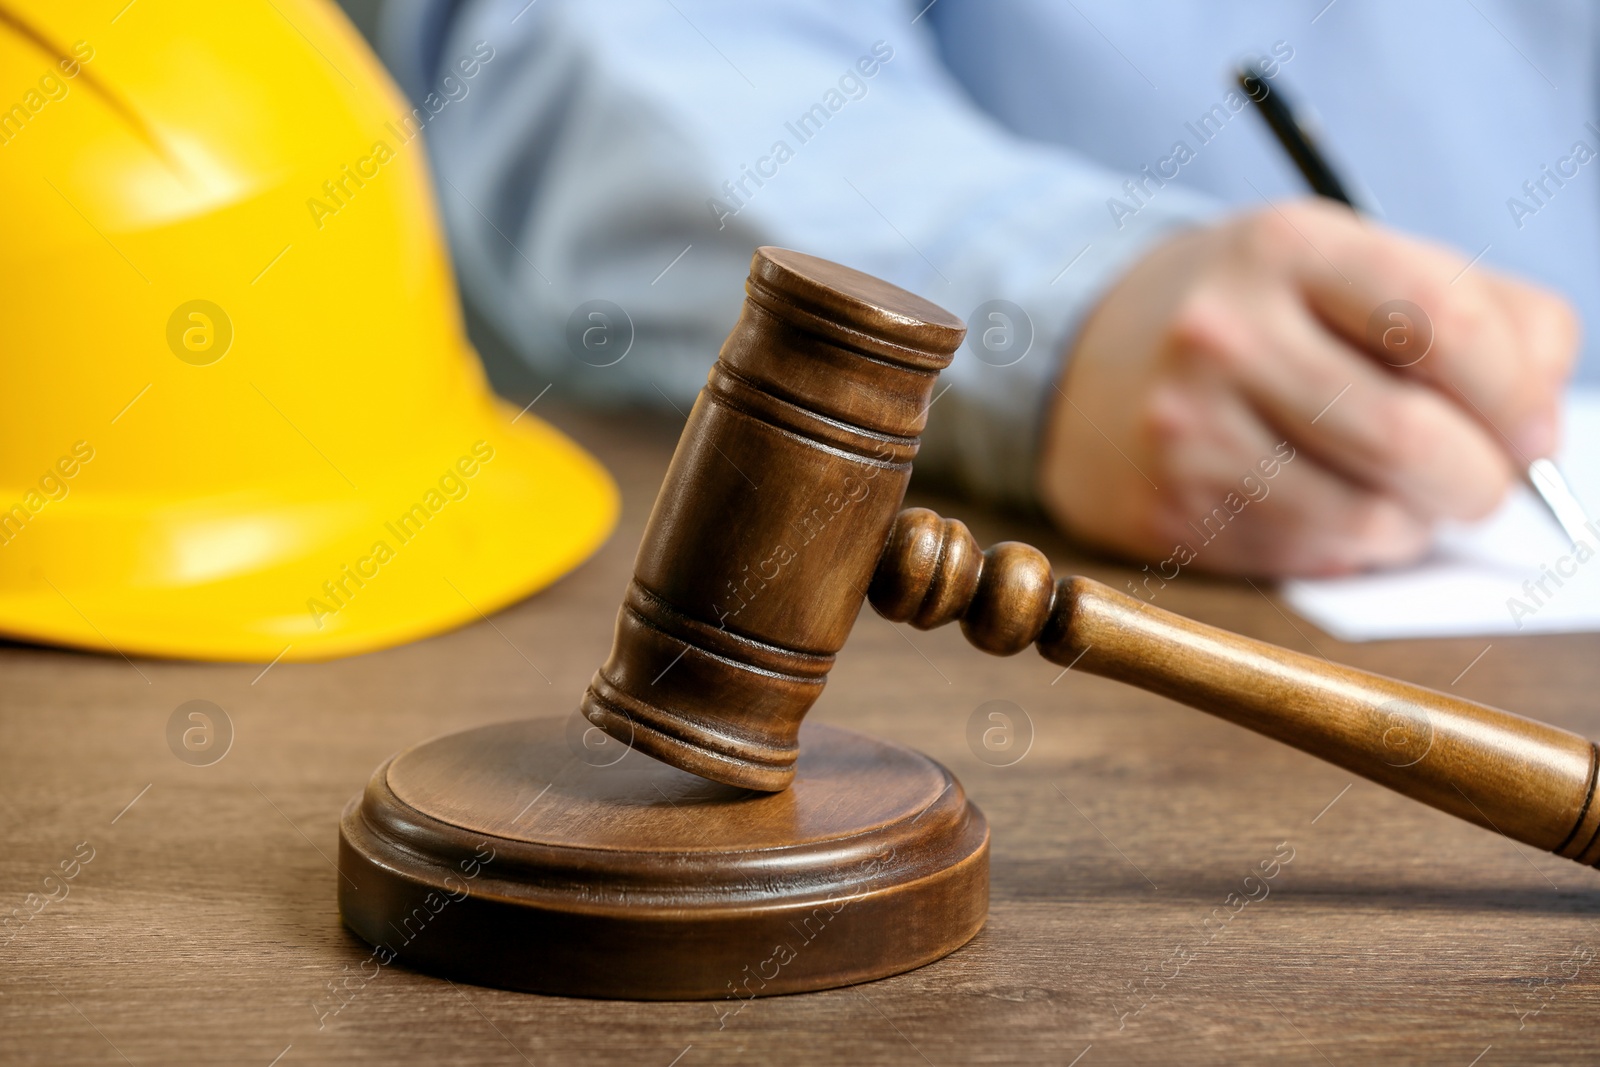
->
[[910, 175, 1228, 513]]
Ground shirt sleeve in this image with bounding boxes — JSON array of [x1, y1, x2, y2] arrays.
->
[[389, 0, 1225, 510]]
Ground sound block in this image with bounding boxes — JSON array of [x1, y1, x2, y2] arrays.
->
[[337, 717, 989, 1000]]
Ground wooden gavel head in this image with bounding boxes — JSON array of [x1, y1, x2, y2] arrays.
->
[[579, 247, 966, 791]]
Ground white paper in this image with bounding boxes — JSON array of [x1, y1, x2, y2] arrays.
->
[[1283, 390, 1600, 641]]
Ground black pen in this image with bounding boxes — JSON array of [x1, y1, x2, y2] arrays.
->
[[1236, 61, 1595, 548], [1236, 63, 1361, 209]]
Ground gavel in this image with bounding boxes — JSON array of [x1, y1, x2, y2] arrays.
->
[[581, 245, 1600, 869], [339, 245, 1599, 1000]]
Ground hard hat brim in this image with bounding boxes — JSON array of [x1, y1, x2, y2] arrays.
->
[[0, 397, 618, 663]]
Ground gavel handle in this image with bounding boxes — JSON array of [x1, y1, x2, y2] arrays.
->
[[870, 508, 1600, 866]]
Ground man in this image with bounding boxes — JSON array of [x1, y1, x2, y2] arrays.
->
[[380, 0, 1585, 576]]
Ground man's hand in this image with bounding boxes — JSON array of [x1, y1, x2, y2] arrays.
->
[[1037, 199, 1579, 578]]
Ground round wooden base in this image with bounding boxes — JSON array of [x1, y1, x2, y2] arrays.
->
[[337, 717, 988, 1000]]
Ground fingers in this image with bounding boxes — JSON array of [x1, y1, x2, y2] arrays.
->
[[1479, 274, 1579, 457], [1169, 276, 1517, 521], [1280, 201, 1578, 462], [1043, 203, 1566, 580], [1141, 373, 1431, 576], [1243, 454, 1433, 576]]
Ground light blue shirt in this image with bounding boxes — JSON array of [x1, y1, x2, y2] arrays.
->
[[381, 0, 1600, 509]]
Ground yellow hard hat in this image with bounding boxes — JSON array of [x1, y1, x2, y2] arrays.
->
[[0, 1, 617, 662]]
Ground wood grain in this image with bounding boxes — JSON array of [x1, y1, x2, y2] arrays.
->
[[2, 405, 1599, 1065], [338, 717, 988, 998], [874, 507, 1600, 866]]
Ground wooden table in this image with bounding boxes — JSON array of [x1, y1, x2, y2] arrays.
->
[[4, 406, 1598, 1066]]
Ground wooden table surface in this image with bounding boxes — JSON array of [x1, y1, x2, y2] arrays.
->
[[4, 406, 1598, 1067]]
